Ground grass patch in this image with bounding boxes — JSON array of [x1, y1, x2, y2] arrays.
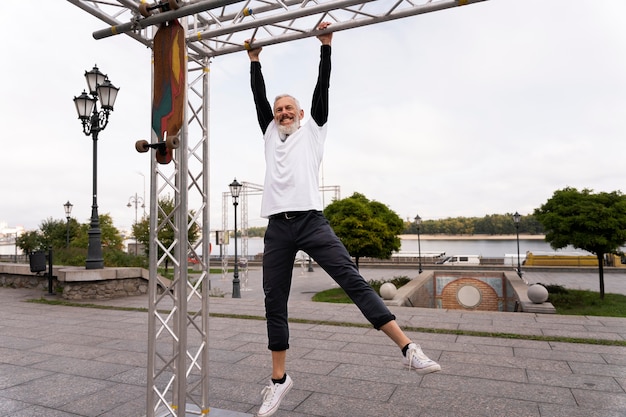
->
[[542, 284, 626, 317], [312, 287, 352, 303]]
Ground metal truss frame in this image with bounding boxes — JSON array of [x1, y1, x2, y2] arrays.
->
[[66, 0, 487, 415]]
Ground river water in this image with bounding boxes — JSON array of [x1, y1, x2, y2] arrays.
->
[[220, 236, 592, 259]]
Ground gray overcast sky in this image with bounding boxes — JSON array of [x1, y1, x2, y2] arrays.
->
[[2, 0, 626, 232]]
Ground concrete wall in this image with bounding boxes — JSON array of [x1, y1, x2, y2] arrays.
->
[[384, 270, 555, 313], [0, 263, 150, 300]]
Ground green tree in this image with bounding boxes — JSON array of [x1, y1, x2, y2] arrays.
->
[[16, 230, 44, 254], [324, 192, 403, 268], [74, 213, 124, 251], [132, 196, 200, 260], [39, 218, 69, 249], [534, 187, 626, 299], [16, 214, 127, 267]]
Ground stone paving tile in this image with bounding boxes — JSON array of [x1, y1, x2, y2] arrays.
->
[[457, 323, 545, 336], [549, 341, 626, 354], [4, 405, 85, 417], [0, 373, 114, 408], [439, 360, 529, 383], [0, 364, 52, 390], [568, 361, 626, 379], [0, 347, 55, 367], [97, 395, 146, 417], [419, 373, 577, 406], [539, 403, 626, 417], [440, 350, 573, 373], [571, 388, 626, 412], [602, 352, 626, 365], [527, 369, 624, 392], [56, 383, 145, 416], [30, 355, 134, 380], [513, 346, 607, 363], [541, 328, 626, 341], [455, 334, 551, 349], [391, 385, 542, 417], [28, 341, 117, 361], [293, 391, 424, 417], [427, 338, 515, 356]]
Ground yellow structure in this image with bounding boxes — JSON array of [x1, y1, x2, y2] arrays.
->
[[525, 252, 623, 267]]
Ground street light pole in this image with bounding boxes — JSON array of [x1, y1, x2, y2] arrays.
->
[[229, 179, 243, 298], [63, 201, 73, 248], [73, 65, 119, 270], [513, 211, 522, 277], [127, 193, 144, 255], [414, 214, 422, 273]]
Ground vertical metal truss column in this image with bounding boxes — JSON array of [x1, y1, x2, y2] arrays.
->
[[146, 30, 212, 417]]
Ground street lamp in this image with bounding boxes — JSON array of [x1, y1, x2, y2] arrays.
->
[[63, 201, 73, 248], [229, 178, 243, 298], [513, 211, 522, 277], [73, 65, 119, 269], [127, 193, 144, 255], [414, 214, 422, 274]]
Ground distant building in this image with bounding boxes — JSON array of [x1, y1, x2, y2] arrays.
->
[[0, 222, 25, 258]]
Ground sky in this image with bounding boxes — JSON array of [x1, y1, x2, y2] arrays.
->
[[2, 0, 626, 233]]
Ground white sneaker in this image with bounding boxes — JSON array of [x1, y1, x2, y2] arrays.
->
[[257, 374, 293, 417], [403, 343, 441, 374]]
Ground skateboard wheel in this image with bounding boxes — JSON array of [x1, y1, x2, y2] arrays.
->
[[166, 135, 180, 149], [168, 0, 183, 10], [135, 140, 150, 153], [138, 2, 151, 17]]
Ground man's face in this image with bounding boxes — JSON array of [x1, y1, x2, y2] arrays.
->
[[274, 96, 304, 136]]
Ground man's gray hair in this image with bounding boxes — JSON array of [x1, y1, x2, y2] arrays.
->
[[274, 94, 301, 111]]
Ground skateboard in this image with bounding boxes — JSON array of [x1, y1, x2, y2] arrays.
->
[[135, 0, 185, 164]]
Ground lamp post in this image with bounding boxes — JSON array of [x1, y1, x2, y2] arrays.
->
[[127, 193, 144, 255], [414, 214, 422, 274], [73, 65, 119, 269], [63, 201, 73, 248], [513, 211, 522, 277], [229, 179, 243, 298]]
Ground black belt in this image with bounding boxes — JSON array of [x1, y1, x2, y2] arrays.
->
[[269, 210, 316, 220]]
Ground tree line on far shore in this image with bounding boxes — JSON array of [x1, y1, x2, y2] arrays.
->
[[246, 213, 544, 237]]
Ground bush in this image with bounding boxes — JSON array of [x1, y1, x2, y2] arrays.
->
[[541, 283, 568, 294], [368, 276, 411, 296]]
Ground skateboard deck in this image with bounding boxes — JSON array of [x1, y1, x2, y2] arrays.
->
[[151, 19, 185, 164]]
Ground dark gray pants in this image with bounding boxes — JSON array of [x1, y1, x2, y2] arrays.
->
[[263, 210, 396, 351]]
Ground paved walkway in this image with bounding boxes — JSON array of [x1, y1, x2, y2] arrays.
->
[[0, 268, 625, 416]]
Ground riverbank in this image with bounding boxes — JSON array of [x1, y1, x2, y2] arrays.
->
[[401, 234, 545, 240]]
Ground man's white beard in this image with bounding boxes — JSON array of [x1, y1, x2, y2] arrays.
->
[[277, 116, 300, 137]]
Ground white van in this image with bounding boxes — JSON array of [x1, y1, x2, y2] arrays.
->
[[441, 255, 481, 265]]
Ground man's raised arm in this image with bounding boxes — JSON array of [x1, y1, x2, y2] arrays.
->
[[247, 41, 274, 133], [311, 22, 333, 127]]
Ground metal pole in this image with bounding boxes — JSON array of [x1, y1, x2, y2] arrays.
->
[[47, 246, 54, 295], [417, 225, 422, 274], [232, 199, 241, 298], [66, 218, 70, 248], [86, 110, 104, 269], [515, 223, 521, 277]]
